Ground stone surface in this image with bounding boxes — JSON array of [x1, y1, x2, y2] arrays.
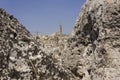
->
[[0, 8, 76, 80], [62, 0, 120, 80]]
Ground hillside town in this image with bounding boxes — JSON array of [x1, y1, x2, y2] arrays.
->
[[33, 25, 69, 59]]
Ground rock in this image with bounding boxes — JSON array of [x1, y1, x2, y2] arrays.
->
[[0, 8, 76, 80], [1, 0, 120, 79], [62, 0, 120, 80]]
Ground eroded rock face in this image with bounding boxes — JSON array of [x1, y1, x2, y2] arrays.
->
[[0, 8, 76, 80], [62, 0, 120, 80]]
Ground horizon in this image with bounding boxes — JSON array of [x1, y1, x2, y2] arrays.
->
[[0, 0, 85, 34]]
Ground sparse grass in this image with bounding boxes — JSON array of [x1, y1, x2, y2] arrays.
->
[[28, 59, 39, 80]]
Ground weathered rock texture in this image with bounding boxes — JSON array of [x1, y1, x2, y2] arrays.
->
[[0, 8, 76, 80], [62, 0, 120, 80], [1, 0, 120, 80]]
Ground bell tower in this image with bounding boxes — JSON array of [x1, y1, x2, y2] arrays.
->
[[58, 24, 62, 35]]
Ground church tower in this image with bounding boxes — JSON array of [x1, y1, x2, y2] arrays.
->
[[58, 24, 62, 35]]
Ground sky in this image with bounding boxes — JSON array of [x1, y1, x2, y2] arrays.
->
[[0, 0, 85, 34]]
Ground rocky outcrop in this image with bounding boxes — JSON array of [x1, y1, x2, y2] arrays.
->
[[0, 8, 76, 80], [62, 0, 120, 80], [1, 0, 120, 80]]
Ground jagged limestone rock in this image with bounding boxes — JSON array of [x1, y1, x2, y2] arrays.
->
[[1, 0, 120, 79], [0, 8, 76, 80], [62, 0, 120, 80]]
